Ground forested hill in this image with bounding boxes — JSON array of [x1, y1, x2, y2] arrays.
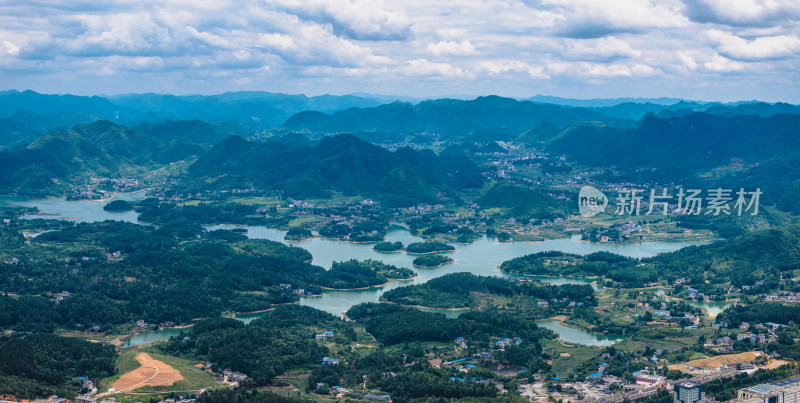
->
[[546, 112, 800, 212], [547, 112, 800, 171], [280, 95, 635, 138], [187, 133, 483, 206], [0, 120, 213, 196], [499, 224, 800, 296]]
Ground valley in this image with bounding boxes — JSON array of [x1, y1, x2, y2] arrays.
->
[[1, 91, 799, 403]]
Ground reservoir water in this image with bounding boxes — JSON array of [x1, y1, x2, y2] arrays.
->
[[0, 192, 147, 223], [0, 195, 709, 347]]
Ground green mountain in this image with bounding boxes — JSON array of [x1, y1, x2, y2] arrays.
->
[[547, 112, 800, 212], [280, 95, 635, 139], [551, 111, 795, 164], [517, 121, 560, 145], [134, 119, 241, 146], [187, 134, 483, 205], [477, 183, 569, 218], [0, 120, 204, 196]]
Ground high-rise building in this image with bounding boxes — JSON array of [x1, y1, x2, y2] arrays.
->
[[738, 378, 800, 403], [675, 381, 705, 403]]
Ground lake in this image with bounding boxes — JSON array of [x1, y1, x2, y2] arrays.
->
[[120, 327, 189, 348], [2, 196, 707, 347], [0, 191, 147, 223], [534, 320, 625, 347], [204, 224, 706, 319]]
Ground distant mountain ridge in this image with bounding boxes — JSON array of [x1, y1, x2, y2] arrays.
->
[[280, 95, 637, 139], [186, 133, 483, 206], [0, 90, 389, 146], [545, 112, 800, 212]]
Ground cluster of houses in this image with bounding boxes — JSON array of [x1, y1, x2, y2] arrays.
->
[[68, 190, 107, 200], [765, 291, 800, 303], [704, 336, 736, 352], [52, 291, 73, 302], [222, 369, 249, 384], [495, 337, 523, 348], [399, 204, 444, 215], [315, 330, 334, 341], [322, 357, 340, 366], [454, 335, 522, 351], [647, 347, 680, 364], [313, 383, 352, 396], [98, 177, 139, 192], [443, 357, 479, 372], [737, 332, 778, 345], [441, 336, 521, 373]]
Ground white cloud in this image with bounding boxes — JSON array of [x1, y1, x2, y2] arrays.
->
[[185, 26, 233, 49], [477, 59, 549, 78], [565, 37, 641, 60], [682, 0, 800, 27], [270, 0, 412, 40], [426, 40, 476, 56], [395, 58, 474, 78], [547, 61, 658, 77], [706, 29, 800, 61], [704, 53, 748, 71], [677, 52, 698, 69], [2, 40, 20, 56], [67, 12, 173, 56], [0, 0, 798, 100], [255, 24, 391, 67], [539, 0, 689, 38]]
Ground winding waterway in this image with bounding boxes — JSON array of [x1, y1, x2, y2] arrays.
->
[[0, 195, 711, 347]]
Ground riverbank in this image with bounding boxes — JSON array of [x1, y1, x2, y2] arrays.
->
[[320, 275, 419, 291], [406, 249, 457, 255], [413, 260, 455, 269], [381, 300, 470, 311]]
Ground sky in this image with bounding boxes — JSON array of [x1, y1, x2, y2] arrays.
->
[[0, 0, 799, 102]]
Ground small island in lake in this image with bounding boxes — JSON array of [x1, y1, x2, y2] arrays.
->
[[406, 241, 455, 254], [103, 199, 134, 212], [373, 241, 404, 252], [318, 259, 415, 289], [284, 227, 314, 241], [412, 254, 454, 268]]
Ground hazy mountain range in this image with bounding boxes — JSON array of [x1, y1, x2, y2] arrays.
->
[[1, 89, 799, 210]]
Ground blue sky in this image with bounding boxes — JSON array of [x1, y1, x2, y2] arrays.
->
[[1, 0, 799, 102]]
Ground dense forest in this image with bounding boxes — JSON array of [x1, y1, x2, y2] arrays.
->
[[0, 333, 117, 399], [498, 225, 800, 294], [373, 241, 403, 252], [160, 306, 351, 384], [381, 272, 595, 310], [0, 221, 420, 331], [477, 183, 570, 219], [185, 134, 483, 206], [318, 219, 389, 242], [406, 241, 456, 254], [412, 254, 454, 268], [284, 227, 313, 241], [197, 388, 304, 402], [318, 259, 415, 289], [346, 302, 555, 349], [718, 303, 800, 326], [159, 304, 512, 401]]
